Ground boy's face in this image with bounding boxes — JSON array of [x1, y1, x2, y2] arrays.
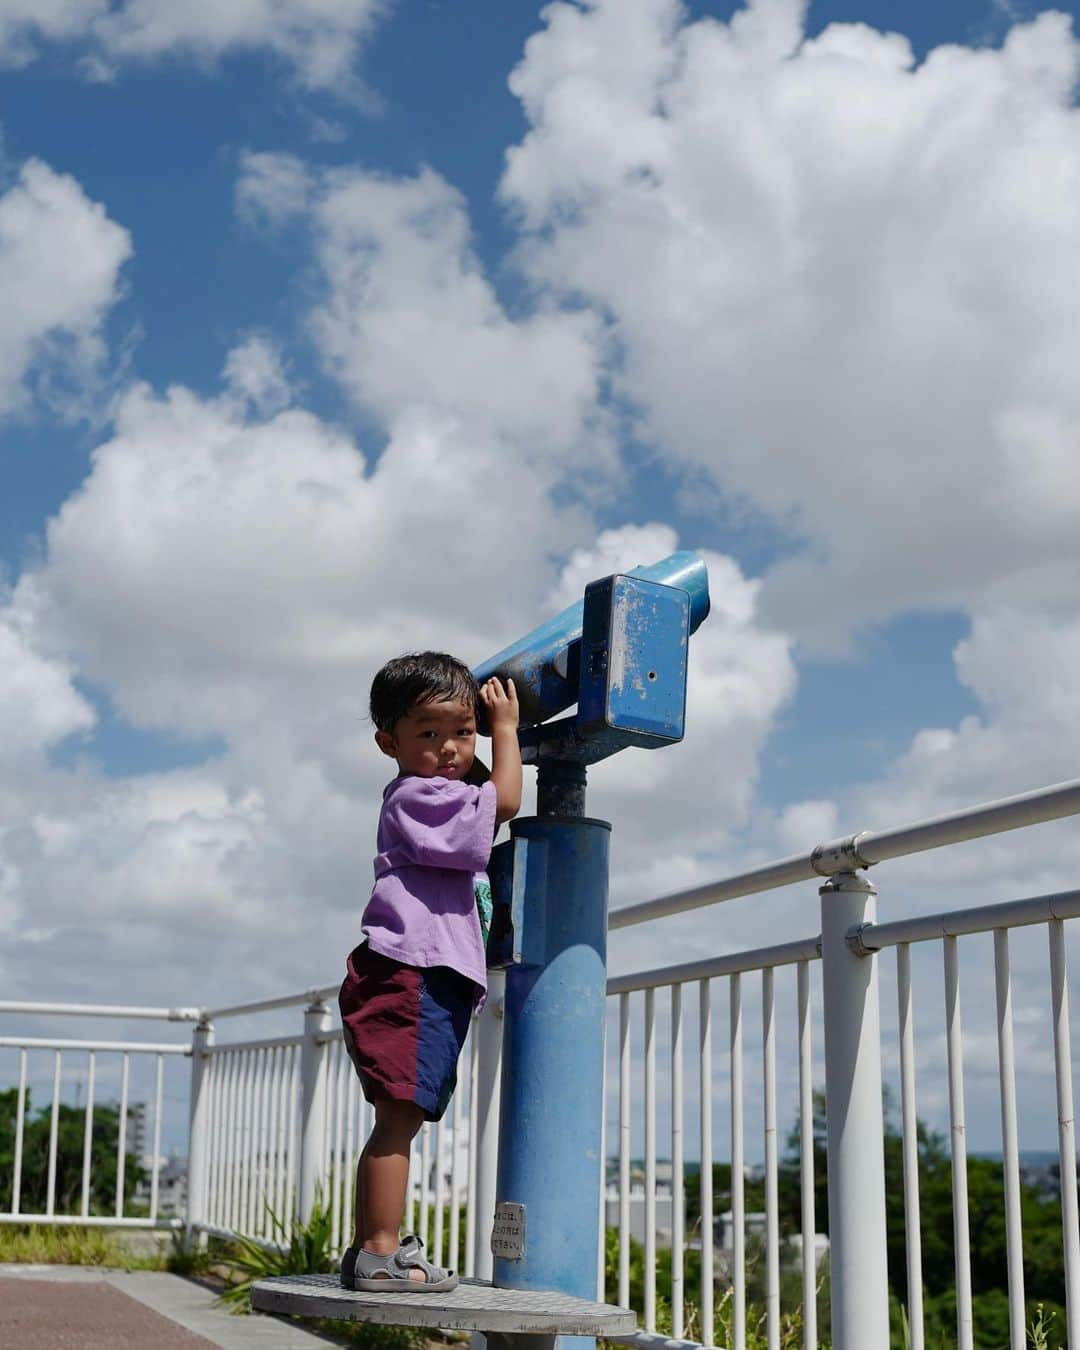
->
[[375, 697, 477, 780]]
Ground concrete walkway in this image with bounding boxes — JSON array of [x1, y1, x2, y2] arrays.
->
[[0, 1265, 339, 1349]]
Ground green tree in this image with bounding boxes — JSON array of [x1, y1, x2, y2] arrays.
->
[[776, 1088, 1070, 1347], [684, 1161, 766, 1231], [607, 1092, 1074, 1346], [0, 1087, 145, 1216]]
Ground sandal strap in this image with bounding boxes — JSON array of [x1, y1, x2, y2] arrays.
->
[[353, 1247, 399, 1279], [394, 1234, 453, 1282], [354, 1235, 453, 1285]]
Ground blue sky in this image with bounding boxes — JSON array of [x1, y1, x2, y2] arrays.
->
[[3, 0, 1018, 786], [3, 0, 1080, 1157]]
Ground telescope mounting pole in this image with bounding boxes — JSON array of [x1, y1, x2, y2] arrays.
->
[[535, 759, 587, 819], [492, 756, 610, 1350]]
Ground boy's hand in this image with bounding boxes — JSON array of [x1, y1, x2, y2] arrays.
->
[[479, 676, 519, 732], [479, 677, 522, 825]]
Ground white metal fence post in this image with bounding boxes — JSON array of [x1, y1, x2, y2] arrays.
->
[[299, 999, 332, 1225], [473, 967, 504, 1280], [186, 1018, 215, 1245], [819, 871, 890, 1350], [468, 971, 504, 1350]]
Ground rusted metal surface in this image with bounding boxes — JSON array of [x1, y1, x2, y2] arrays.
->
[[535, 758, 587, 817]]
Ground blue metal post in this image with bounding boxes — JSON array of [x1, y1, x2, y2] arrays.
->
[[478, 552, 709, 1349], [493, 769, 610, 1350]]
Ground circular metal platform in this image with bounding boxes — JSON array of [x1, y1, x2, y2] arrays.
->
[[250, 1274, 637, 1335]]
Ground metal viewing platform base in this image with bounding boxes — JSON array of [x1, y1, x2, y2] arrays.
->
[[251, 1275, 636, 1349]]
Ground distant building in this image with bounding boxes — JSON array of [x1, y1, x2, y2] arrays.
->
[[1020, 1158, 1061, 1203], [133, 1153, 188, 1218], [714, 1211, 829, 1277], [605, 1186, 674, 1246], [155, 1156, 188, 1218], [127, 1101, 148, 1159], [601, 1167, 832, 1273]]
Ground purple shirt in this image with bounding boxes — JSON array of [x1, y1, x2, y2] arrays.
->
[[361, 775, 497, 997]]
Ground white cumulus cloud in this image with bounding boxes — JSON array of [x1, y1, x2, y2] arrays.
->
[[0, 585, 95, 762], [0, 1, 104, 67], [0, 299, 790, 1014], [0, 0, 388, 93], [502, 0, 1080, 641], [495, 0, 1080, 1033], [0, 158, 131, 417], [236, 155, 613, 469]]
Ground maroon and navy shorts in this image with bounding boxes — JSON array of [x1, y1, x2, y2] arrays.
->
[[338, 943, 475, 1122]]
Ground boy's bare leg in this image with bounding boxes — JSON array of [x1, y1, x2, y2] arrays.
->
[[355, 1099, 427, 1277], [351, 1152, 365, 1249]]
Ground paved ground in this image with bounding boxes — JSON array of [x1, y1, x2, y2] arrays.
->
[[0, 1279, 217, 1349], [0, 1265, 338, 1349]]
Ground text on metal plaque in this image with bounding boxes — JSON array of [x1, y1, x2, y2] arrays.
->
[[490, 1201, 526, 1259]]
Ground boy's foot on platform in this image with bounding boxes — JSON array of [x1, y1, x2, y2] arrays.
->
[[340, 1236, 459, 1293]]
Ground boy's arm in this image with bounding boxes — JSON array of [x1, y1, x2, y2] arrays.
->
[[479, 677, 522, 825]]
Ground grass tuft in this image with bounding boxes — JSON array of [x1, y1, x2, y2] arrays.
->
[[0, 1223, 168, 1269]]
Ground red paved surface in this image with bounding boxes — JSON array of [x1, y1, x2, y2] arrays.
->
[[0, 1278, 219, 1349]]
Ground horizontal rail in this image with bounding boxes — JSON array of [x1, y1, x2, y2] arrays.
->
[[0, 1000, 203, 1022], [0, 1036, 189, 1055], [188, 778, 1080, 1021], [606, 936, 821, 995], [204, 987, 337, 1020], [0, 1213, 183, 1229], [194, 937, 826, 1024], [855, 888, 1080, 952], [604, 888, 1080, 991], [610, 855, 825, 933], [610, 775, 1080, 929], [195, 1221, 281, 1252], [205, 1034, 304, 1056]]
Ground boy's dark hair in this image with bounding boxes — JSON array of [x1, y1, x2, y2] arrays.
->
[[369, 652, 480, 732]]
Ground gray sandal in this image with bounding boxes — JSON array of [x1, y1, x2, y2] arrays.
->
[[340, 1235, 458, 1292]]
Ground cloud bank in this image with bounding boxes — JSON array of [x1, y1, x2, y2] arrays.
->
[[503, 0, 1080, 638], [0, 0, 388, 93], [0, 159, 130, 417]]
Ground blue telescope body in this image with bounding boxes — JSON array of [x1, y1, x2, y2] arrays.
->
[[473, 550, 710, 728], [482, 553, 710, 1315]]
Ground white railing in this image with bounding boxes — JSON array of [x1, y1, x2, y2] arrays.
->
[[4, 776, 1080, 1350], [186, 988, 498, 1272], [0, 1019, 193, 1230], [606, 939, 823, 1349], [198, 1034, 302, 1244], [0, 988, 497, 1274], [598, 777, 1080, 1350]]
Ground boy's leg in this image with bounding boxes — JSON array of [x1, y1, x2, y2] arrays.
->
[[357, 1099, 426, 1266], [351, 1149, 365, 1250]]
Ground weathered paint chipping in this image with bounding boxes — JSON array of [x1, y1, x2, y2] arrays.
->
[[472, 551, 708, 727]]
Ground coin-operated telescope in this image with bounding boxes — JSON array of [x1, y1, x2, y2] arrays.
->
[[473, 551, 710, 1333], [476, 551, 709, 808]]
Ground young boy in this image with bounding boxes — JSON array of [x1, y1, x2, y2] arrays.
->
[[338, 652, 521, 1291]]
